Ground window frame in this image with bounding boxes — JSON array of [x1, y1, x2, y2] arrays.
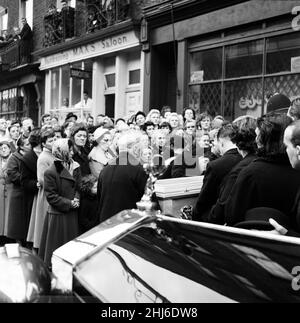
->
[[0, 7, 8, 33], [188, 26, 300, 117], [47, 60, 93, 121]]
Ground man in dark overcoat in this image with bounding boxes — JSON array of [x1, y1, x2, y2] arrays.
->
[[224, 113, 300, 227], [19, 18, 33, 64], [97, 131, 148, 223], [192, 124, 242, 222]]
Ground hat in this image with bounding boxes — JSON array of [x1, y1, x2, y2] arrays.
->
[[234, 207, 290, 231], [267, 93, 291, 112], [0, 138, 11, 146], [93, 127, 110, 143], [65, 112, 78, 122]]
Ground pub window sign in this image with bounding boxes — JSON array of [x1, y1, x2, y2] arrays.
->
[[70, 68, 92, 79], [190, 71, 204, 83]]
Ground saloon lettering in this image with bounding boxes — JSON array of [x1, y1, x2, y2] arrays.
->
[[102, 36, 127, 48], [72, 36, 128, 56], [41, 32, 136, 69]]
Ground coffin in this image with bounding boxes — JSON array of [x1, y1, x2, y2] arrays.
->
[[154, 176, 203, 217]]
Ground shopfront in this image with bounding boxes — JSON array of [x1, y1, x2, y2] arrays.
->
[[188, 30, 300, 119], [142, 0, 300, 119], [39, 29, 142, 123], [0, 68, 43, 124], [0, 88, 23, 120]]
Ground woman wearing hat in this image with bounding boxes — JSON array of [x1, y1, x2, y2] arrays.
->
[[88, 128, 115, 178], [39, 138, 81, 267], [0, 140, 12, 245]]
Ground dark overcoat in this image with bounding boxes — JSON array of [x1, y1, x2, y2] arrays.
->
[[97, 153, 148, 223], [224, 154, 300, 227], [192, 148, 242, 222], [0, 157, 11, 236], [39, 161, 81, 267], [78, 193, 98, 234], [73, 146, 91, 177], [20, 149, 38, 236], [208, 154, 256, 224], [6, 151, 26, 239]]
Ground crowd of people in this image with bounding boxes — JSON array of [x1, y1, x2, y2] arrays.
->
[[0, 92, 300, 269]]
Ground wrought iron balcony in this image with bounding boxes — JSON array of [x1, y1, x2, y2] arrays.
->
[[43, 6, 76, 48], [0, 39, 32, 70], [85, 0, 130, 34]]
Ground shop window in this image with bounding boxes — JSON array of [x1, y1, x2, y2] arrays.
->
[[224, 78, 263, 120], [0, 7, 8, 32], [71, 62, 82, 107], [190, 48, 222, 82], [83, 59, 93, 98], [0, 88, 22, 120], [105, 73, 116, 89], [51, 68, 60, 110], [49, 61, 94, 121], [225, 40, 263, 78], [188, 85, 200, 113], [264, 75, 300, 112], [61, 65, 70, 108], [199, 83, 222, 116], [129, 69, 140, 85], [266, 32, 300, 74]]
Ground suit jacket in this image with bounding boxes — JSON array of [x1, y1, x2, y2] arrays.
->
[[97, 152, 148, 223], [192, 148, 242, 222], [224, 154, 300, 227], [208, 154, 256, 224], [19, 23, 32, 40]]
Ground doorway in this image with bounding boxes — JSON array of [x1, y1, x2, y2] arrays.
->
[[150, 42, 177, 111], [105, 94, 115, 119]]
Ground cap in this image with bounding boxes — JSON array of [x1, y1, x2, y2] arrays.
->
[[65, 112, 78, 121], [267, 93, 291, 112]]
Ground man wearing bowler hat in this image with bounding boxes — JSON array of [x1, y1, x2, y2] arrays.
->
[[65, 112, 78, 123]]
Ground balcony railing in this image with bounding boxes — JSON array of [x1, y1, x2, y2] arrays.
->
[[43, 7, 76, 48], [42, 1, 131, 48], [85, 0, 130, 33], [0, 39, 32, 70]]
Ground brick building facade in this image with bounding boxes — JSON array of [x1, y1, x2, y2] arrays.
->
[[0, 0, 165, 124]]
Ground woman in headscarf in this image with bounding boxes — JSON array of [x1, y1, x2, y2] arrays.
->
[[39, 138, 81, 268], [88, 127, 115, 178], [0, 140, 12, 245]]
